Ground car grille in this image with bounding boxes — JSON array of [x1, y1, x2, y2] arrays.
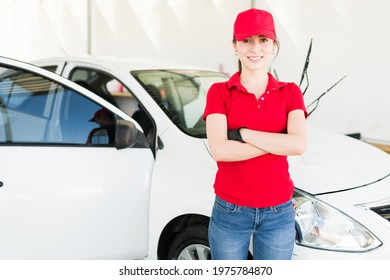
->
[[370, 204, 390, 222]]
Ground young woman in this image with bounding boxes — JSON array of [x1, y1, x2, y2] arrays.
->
[[203, 8, 307, 260]]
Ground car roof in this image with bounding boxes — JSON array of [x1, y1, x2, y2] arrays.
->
[[33, 55, 216, 72]]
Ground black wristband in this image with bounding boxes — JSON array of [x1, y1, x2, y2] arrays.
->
[[228, 127, 246, 143]]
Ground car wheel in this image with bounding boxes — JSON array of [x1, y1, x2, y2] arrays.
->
[[167, 223, 211, 260]]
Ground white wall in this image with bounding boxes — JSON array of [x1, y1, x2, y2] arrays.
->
[[1, 0, 390, 142], [0, 0, 249, 70]]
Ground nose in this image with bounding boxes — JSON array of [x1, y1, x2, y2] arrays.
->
[[250, 41, 263, 53]]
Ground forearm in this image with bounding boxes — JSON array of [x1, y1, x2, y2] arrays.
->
[[238, 110, 307, 156], [206, 114, 267, 162], [209, 138, 267, 162], [240, 129, 306, 156]]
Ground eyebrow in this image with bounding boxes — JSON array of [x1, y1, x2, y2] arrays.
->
[[245, 35, 268, 39]]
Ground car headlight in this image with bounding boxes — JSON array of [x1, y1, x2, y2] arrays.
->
[[293, 189, 382, 252]]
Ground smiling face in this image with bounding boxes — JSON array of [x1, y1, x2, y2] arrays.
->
[[233, 35, 276, 73]]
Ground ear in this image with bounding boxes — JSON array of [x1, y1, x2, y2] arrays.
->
[[232, 41, 237, 53], [273, 40, 279, 50]]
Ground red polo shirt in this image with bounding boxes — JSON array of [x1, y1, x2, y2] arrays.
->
[[203, 72, 307, 208]]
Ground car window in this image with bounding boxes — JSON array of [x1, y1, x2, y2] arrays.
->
[[0, 64, 119, 146], [68, 67, 156, 148], [131, 70, 228, 137], [68, 67, 140, 116]]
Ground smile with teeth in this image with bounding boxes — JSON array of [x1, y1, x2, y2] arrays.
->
[[248, 56, 263, 61]]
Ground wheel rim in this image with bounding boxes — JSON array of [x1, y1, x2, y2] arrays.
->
[[177, 244, 211, 260]]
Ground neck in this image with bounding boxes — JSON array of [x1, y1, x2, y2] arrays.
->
[[240, 69, 268, 84], [240, 69, 268, 85], [240, 69, 269, 98]]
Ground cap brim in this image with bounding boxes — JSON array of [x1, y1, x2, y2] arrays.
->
[[235, 29, 276, 41]]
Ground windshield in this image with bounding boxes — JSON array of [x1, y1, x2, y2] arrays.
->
[[131, 70, 228, 137]]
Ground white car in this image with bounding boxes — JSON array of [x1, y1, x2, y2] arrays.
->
[[0, 55, 389, 260]]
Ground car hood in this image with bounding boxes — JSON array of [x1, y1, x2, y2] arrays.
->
[[288, 125, 390, 194]]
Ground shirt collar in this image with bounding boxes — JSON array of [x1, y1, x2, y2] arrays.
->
[[227, 72, 287, 93]]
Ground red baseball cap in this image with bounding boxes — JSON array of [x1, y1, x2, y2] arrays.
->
[[233, 8, 276, 41]]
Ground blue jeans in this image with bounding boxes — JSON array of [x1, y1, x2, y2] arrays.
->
[[209, 196, 295, 260]]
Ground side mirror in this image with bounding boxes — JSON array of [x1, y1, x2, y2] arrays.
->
[[115, 120, 148, 150]]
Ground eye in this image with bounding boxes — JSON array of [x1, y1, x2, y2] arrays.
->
[[259, 37, 269, 43], [242, 38, 250, 43]]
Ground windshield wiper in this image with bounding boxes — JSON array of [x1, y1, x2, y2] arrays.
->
[[306, 74, 347, 116], [299, 38, 313, 96], [298, 39, 347, 116]]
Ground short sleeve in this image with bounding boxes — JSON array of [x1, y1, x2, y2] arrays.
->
[[202, 82, 229, 120], [288, 83, 308, 118]]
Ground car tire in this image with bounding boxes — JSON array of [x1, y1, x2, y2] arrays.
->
[[167, 223, 211, 260]]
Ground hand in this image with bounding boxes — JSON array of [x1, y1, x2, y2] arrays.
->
[[228, 127, 246, 143]]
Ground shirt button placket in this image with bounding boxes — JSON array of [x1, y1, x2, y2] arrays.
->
[[258, 95, 265, 109], [259, 90, 270, 110]]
